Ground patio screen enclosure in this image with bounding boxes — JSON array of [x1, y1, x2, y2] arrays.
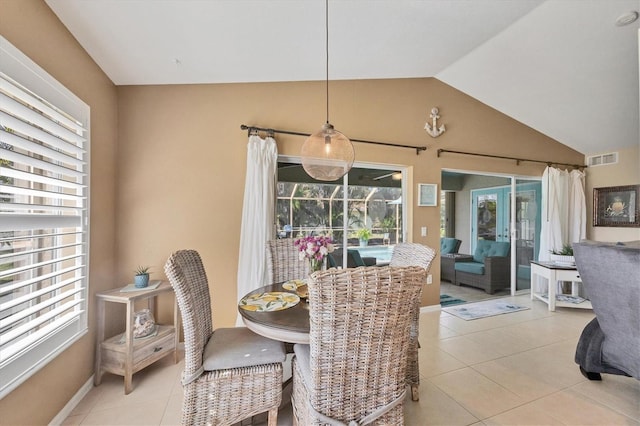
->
[[276, 162, 404, 248]]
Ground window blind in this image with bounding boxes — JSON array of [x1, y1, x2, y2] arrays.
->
[[0, 36, 90, 398]]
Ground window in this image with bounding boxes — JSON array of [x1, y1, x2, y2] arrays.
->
[[276, 161, 404, 259], [0, 37, 90, 398]]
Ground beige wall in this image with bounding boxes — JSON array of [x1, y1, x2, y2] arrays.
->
[[116, 78, 583, 328], [585, 145, 640, 242], [0, 1, 602, 423], [0, 1, 118, 424]]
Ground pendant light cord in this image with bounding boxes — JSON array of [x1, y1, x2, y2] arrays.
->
[[325, 0, 329, 125]]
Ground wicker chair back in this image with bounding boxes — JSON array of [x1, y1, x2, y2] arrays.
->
[[293, 266, 425, 424], [165, 249, 283, 425], [164, 250, 212, 380], [389, 242, 436, 401], [266, 238, 310, 283]]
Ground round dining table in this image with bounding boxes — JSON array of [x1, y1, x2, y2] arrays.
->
[[238, 284, 310, 344]]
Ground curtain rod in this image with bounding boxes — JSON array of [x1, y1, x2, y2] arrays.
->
[[240, 124, 427, 155], [437, 148, 586, 170]]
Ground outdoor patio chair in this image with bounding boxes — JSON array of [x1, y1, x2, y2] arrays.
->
[[454, 240, 510, 294], [165, 249, 286, 425], [389, 242, 436, 401], [327, 248, 377, 268], [291, 266, 425, 425]]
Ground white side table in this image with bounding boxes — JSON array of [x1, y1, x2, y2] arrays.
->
[[530, 261, 592, 311]]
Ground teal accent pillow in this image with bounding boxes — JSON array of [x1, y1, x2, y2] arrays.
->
[[440, 238, 461, 254], [473, 239, 493, 263], [488, 241, 510, 257]]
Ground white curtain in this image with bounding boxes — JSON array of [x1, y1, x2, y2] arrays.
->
[[568, 169, 587, 244], [537, 166, 586, 293], [236, 135, 278, 324]]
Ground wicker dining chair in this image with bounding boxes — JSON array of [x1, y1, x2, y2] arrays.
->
[[291, 266, 426, 425], [164, 249, 286, 426], [389, 242, 437, 402], [266, 238, 310, 284]]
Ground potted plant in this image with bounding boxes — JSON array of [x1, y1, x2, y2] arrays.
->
[[379, 216, 396, 245], [549, 245, 575, 265], [355, 228, 372, 247], [134, 266, 151, 288]]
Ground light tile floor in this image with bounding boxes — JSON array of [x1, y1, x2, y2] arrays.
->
[[63, 295, 640, 425], [440, 281, 511, 304]]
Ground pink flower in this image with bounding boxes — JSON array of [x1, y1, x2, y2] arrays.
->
[[294, 235, 335, 261]]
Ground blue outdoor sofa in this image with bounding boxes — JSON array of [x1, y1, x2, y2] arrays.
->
[[454, 239, 510, 294]]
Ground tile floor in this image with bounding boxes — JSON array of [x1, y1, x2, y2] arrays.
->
[[63, 295, 639, 425], [440, 281, 511, 304]]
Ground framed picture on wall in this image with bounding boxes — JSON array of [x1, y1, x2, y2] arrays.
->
[[418, 184, 438, 207], [593, 184, 640, 227]]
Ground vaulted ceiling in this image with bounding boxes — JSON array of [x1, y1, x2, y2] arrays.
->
[[45, 0, 640, 156]]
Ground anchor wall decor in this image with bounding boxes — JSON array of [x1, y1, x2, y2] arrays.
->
[[424, 107, 446, 138]]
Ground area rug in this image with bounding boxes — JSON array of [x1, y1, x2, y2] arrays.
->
[[443, 298, 529, 320], [440, 294, 466, 307]]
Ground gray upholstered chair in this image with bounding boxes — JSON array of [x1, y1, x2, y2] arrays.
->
[[573, 240, 640, 381], [390, 242, 436, 401], [165, 249, 286, 425], [454, 239, 510, 294], [291, 266, 426, 425], [265, 238, 310, 283]]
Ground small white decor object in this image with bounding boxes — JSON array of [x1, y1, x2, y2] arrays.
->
[[424, 107, 446, 138], [133, 309, 156, 338]]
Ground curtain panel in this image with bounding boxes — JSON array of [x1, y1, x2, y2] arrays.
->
[[537, 166, 586, 293], [236, 135, 278, 324]]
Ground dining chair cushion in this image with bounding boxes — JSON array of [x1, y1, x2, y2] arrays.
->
[[202, 327, 286, 371]]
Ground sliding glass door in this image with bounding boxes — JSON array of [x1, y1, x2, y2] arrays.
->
[[276, 159, 406, 264], [469, 179, 541, 293], [511, 179, 541, 290]]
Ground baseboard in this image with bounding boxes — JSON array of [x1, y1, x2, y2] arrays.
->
[[49, 345, 185, 425], [420, 304, 442, 313], [49, 375, 94, 426]]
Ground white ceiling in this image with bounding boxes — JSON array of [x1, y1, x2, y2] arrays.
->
[[45, 0, 640, 156]]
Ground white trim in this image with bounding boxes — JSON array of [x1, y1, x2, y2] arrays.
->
[[48, 375, 94, 426], [420, 304, 442, 313]]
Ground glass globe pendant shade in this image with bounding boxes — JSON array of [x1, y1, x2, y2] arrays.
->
[[301, 122, 355, 181]]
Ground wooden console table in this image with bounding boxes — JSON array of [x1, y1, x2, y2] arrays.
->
[[94, 282, 179, 394], [530, 261, 592, 312]]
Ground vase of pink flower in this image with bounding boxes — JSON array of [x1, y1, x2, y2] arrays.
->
[[294, 235, 335, 273]]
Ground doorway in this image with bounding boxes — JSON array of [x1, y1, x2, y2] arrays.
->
[[441, 170, 541, 303]]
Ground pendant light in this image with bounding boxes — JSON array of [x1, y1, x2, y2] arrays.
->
[[301, 0, 355, 181]]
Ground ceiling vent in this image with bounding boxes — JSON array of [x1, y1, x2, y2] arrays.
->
[[587, 152, 618, 167]]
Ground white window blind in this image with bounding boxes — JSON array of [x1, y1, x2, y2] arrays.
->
[[0, 36, 90, 398]]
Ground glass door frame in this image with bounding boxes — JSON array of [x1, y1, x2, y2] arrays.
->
[[278, 155, 410, 266], [444, 168, 542, 296]]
